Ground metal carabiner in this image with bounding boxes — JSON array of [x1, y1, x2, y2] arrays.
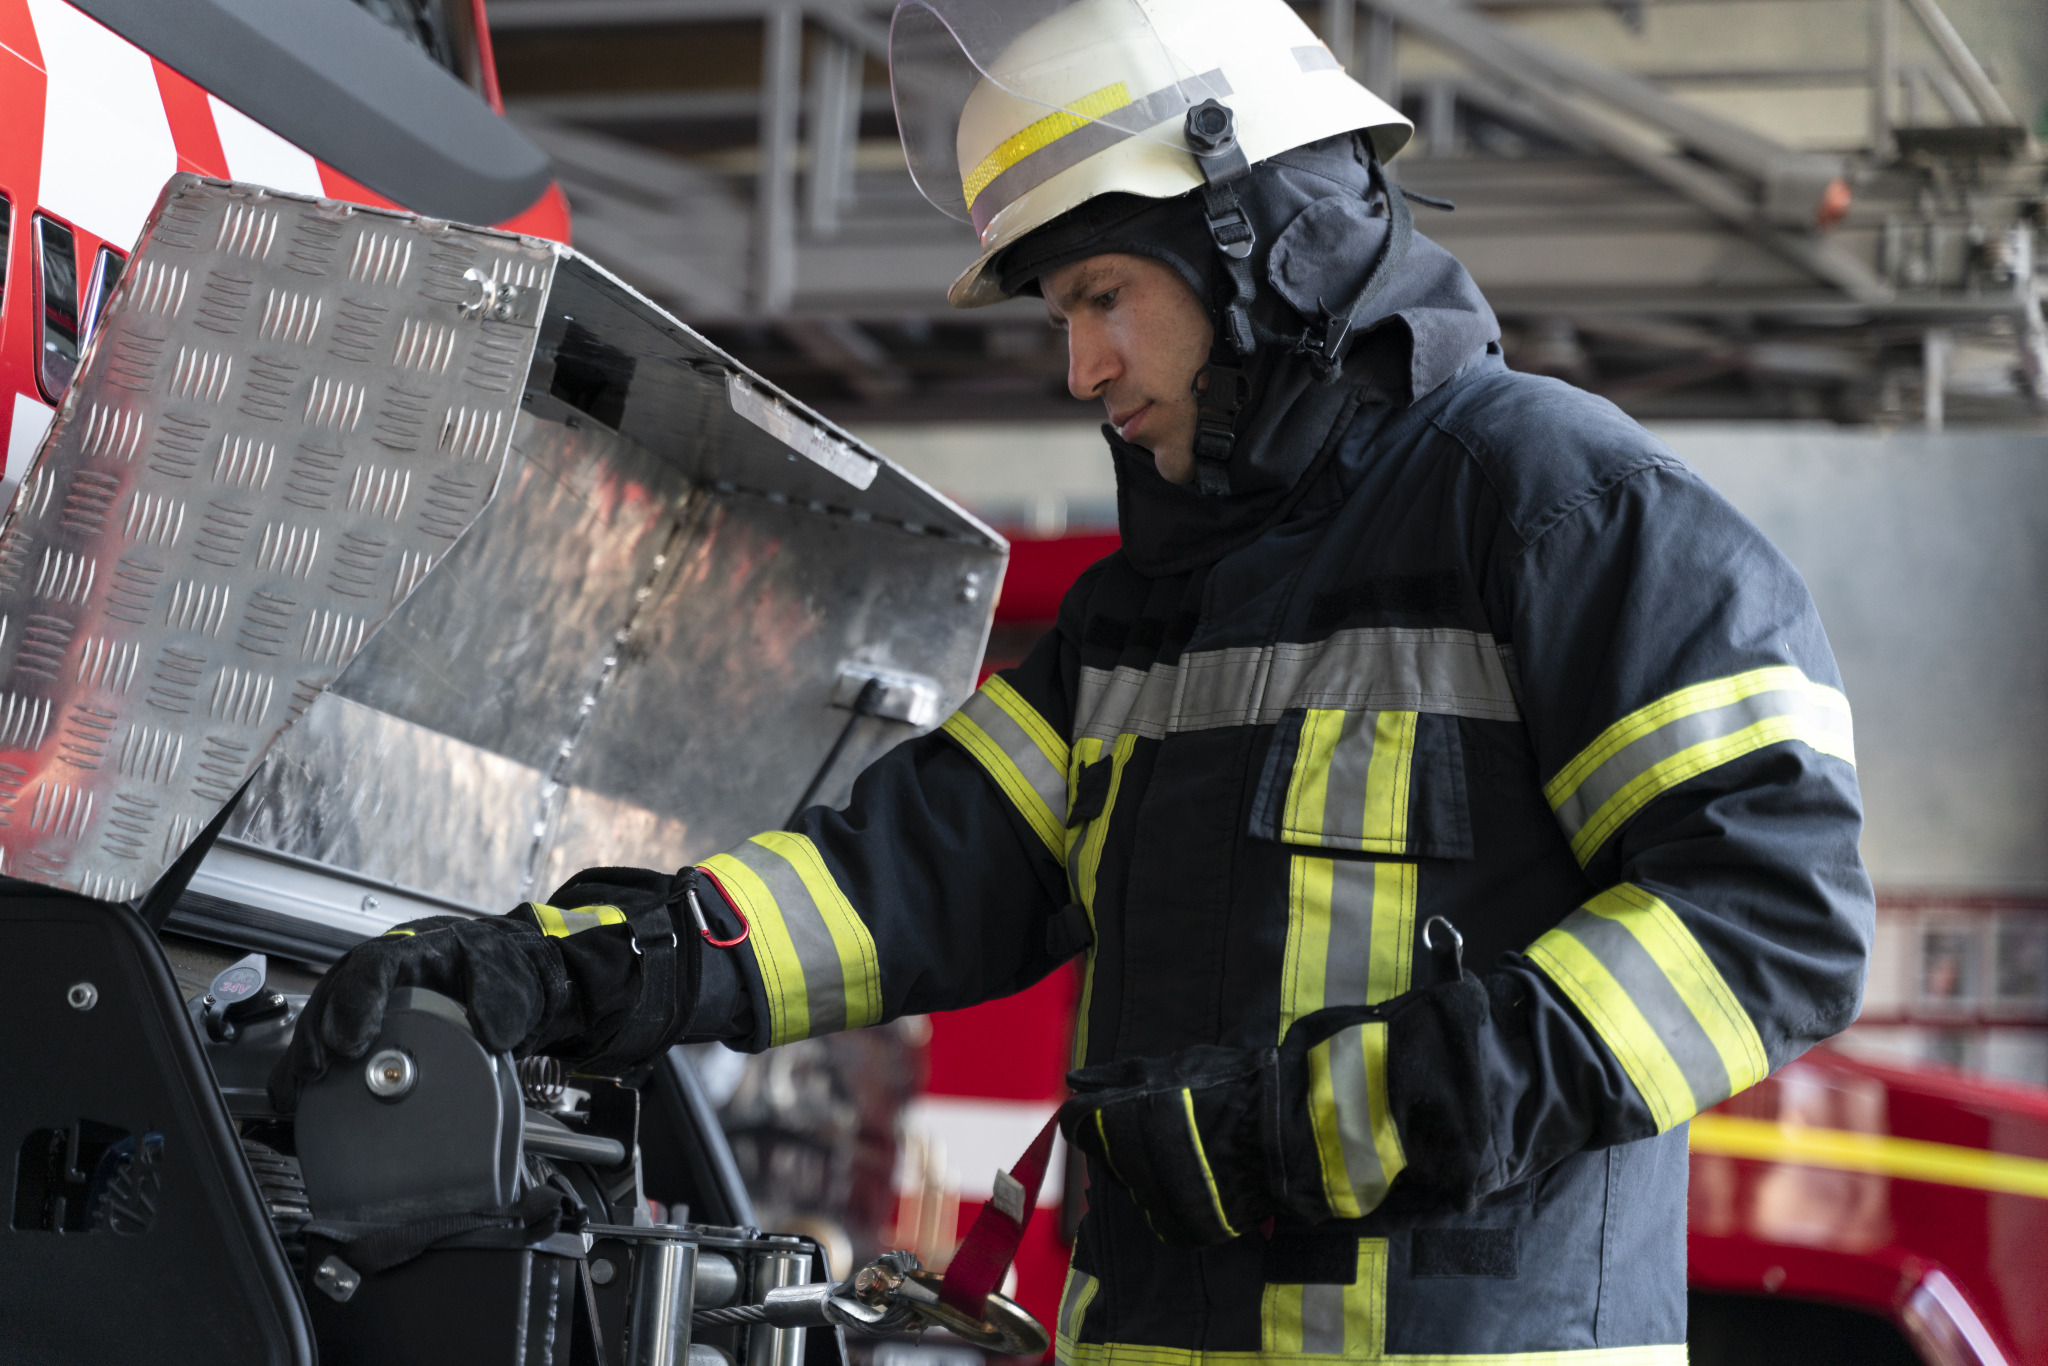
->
[[685, 873, 749, 949]]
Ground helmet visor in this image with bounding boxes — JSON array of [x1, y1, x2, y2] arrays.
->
[[890, 0, 1223, 230]]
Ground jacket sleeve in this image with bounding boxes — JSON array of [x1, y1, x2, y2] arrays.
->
[[695, 626, 1080, 1053], [1386, 455, 1874, 1205]]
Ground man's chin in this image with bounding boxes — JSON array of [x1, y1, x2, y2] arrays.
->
[[1151, 446, 1196, 486]]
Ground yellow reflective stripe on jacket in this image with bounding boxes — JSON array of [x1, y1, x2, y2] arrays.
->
[[529, 902, 628, 938], [1067, 732, 1136, 1068], [1056, 1264, 1100, 1345], [1056, 1336, 1685, 1366], [1279, 709, 1419, 853], [1527, 884, 1769, 1132], [1280, 856, 1416, 1041], [1545, 665, 1854, 865], [701, 832, 883, 1048], [941, 674, 1070, 859], [1180, 1088, 1238, 1239], [1305, 1021, 1404, 1219], [1262, 1238, 1388, 1356], [1068, 732, 1138, 910]]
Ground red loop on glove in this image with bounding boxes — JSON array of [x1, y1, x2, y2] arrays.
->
[[691, 867, 751, 948], [937, 1113, 1060, 1318]]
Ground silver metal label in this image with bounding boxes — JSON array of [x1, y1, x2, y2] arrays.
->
[[0, 175, 554, 901], [727, 373, 879, 490]]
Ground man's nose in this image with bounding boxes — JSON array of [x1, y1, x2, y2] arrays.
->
[[1066, 323, 1118, 401]]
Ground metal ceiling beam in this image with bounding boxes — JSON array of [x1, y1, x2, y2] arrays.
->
[[486, 0, 890, 55], [1356, 0, 1893, 303], [755, 3, 802, 312], [1897, 0, 2017, 125], [509, 86, 892, 125]]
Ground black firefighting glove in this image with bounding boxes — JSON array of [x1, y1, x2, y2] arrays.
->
[[269, 866, 702, 1112], [1060, 981, 1493, 1247]]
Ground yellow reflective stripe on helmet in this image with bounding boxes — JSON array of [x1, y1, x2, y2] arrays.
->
[[1055, 1338, 1687, 1366], [1527, 884, 1769, 1132], [701, 832, 883, 1048], [1305, 1021, 1403, 1220], [1056, 1264, 1100, 1344], [382, 928, 416, 937], [941, 674, 1071, 859], [1545, 665, 1854, 865], [529, 903, 629, 938], [1261, 1238, 1388, 1357], [1179, 1087, 1238, 1239], [963, 81, 1131, 210], [1279, 856, 1415, 1041]]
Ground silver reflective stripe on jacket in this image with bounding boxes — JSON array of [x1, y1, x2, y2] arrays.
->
[[1073, 627, 1520, 742]]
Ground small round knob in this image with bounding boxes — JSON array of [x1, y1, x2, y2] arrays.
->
[[364, 1048, 417, 1099], [67, 982, 97, 1011]]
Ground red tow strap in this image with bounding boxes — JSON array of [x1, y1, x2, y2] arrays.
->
[[937, 1114, 1061, 1316]]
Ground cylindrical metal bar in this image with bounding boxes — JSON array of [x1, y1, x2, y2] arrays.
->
[[1923, 329, 1949, 433], [746, 1247, 813, 1366], [754, 3, 803, 314], [1321, 0, 1355, 73], [805, 35, 860, 238], [695, 1251, 740, 1309], [523, 1123, 628, 1167], [1869, 0, 1896, 156], [1360, 9, 1400, 106], [628, 1239, 700, 1366]]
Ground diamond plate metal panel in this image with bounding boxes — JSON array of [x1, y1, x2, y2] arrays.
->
[[0, 175, 555, 900], [214, 254, 1007, 918]]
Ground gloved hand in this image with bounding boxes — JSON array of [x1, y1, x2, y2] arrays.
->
[[267, 913, 565, 1112], [268, 866, 707, 1112], [1059, 982, 1493, 1247]]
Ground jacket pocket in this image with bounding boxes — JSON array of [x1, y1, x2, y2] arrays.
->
[[1250, 708, 1473, 859]]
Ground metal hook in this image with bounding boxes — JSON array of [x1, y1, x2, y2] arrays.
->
[[1422, 915, 1465, 985]]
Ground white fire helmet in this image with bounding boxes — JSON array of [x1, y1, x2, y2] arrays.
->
[[890, 0, 1413, 308]]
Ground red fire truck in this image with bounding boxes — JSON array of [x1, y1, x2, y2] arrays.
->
[[0, 0, 569, 490]]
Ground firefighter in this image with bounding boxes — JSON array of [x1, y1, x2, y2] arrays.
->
[[276, 0, 1873, 1358]]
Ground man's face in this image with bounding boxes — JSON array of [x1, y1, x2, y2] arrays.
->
[[1042, 252, 1215, 485]]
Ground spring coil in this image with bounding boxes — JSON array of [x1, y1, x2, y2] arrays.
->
[[518, 1055, 567, 1109]]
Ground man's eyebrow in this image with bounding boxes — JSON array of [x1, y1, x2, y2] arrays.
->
[[1049, 265, 1116, 310]]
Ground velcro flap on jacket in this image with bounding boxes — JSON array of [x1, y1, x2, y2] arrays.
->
[[1250, 708, 1472, 858]]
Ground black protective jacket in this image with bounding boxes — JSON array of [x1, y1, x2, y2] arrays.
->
[[691, 216, 1872, 1363]]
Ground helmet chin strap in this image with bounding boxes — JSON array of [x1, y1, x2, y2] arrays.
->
[[1181, 100, 1416, 497], [1185, 99, 1258, 498]]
